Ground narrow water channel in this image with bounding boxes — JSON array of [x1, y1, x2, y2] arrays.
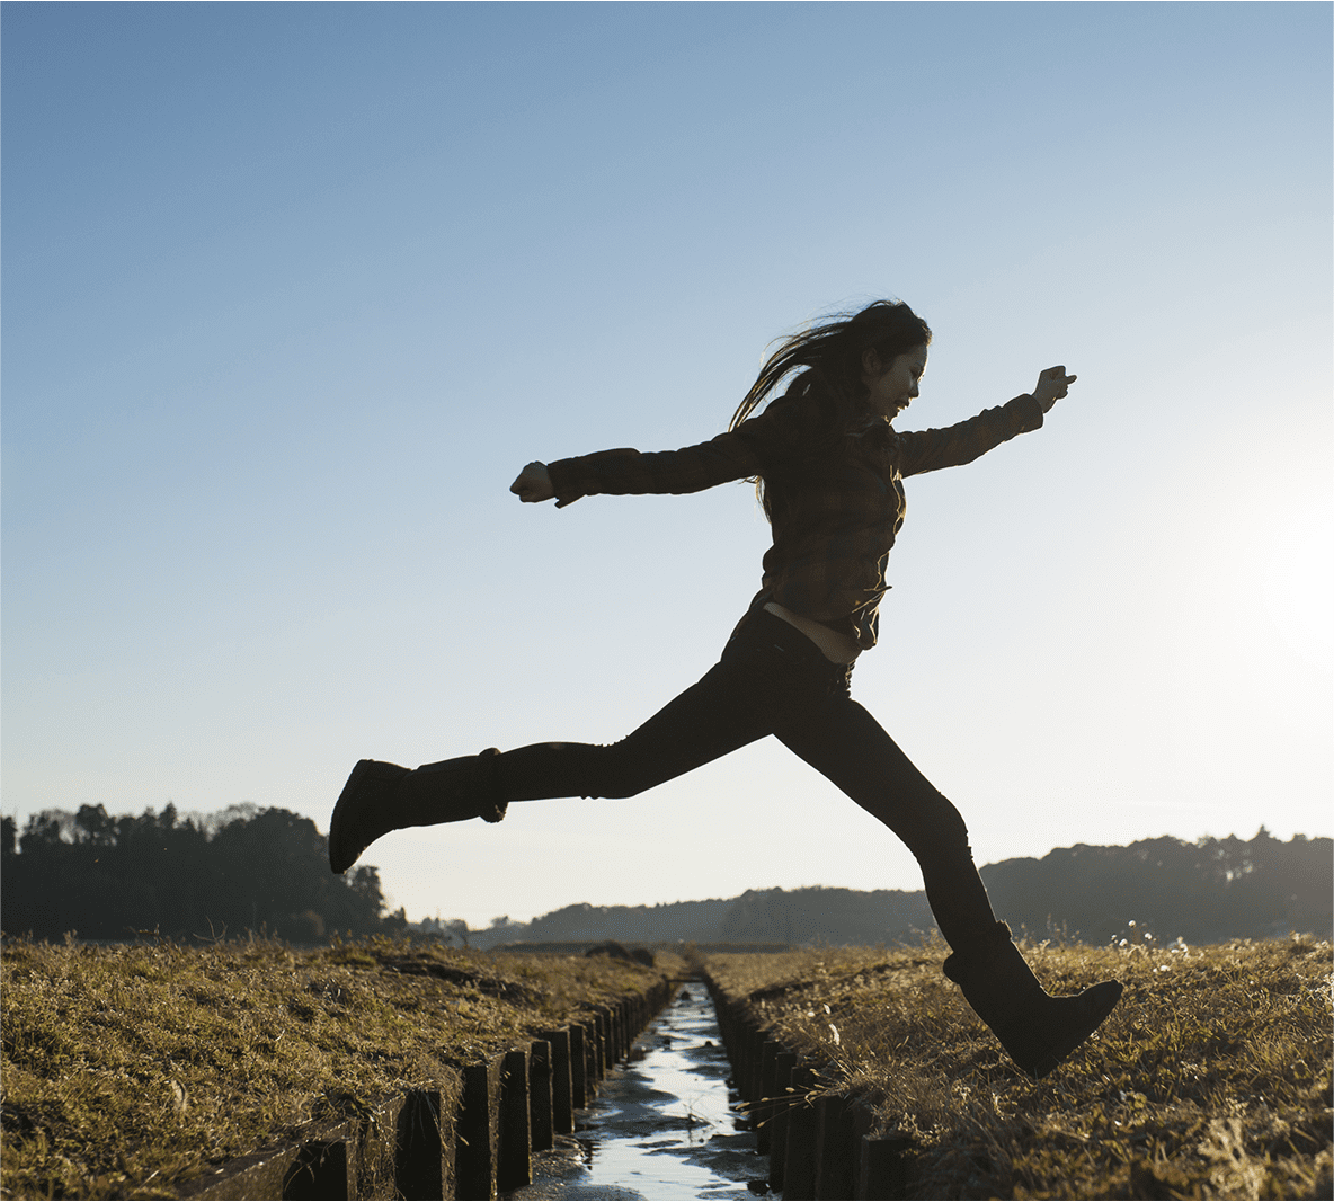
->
[[510, 980, 770, 1199]]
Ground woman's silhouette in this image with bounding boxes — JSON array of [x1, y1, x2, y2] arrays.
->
[[328, 299, 1122, 1077]]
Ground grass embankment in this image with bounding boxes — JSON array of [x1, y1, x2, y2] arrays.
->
[[704, 937, 1332, 1200], [1, 936, 671, 1199]]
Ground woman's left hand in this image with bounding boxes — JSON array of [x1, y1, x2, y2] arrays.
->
[[510, 461, 555, 503], [1033, 366, 1077, 413]]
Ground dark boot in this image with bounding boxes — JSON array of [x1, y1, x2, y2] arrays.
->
[[328, 750, 508, 874], [943, 921, 1123, 1078]]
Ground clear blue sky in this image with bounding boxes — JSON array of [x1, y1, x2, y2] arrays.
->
[[4, 3, 1330, 926]]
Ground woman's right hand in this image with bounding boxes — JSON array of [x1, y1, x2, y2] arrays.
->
[[510, 461, 555, 503], [1033, 365, 1077, 413]]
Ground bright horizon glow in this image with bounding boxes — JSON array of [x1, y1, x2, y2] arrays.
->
[[3, 4, 1330, 926]]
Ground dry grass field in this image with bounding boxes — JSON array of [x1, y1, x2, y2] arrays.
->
[[704, 936, 1332, 1200], [0, 935, 666, 1199]]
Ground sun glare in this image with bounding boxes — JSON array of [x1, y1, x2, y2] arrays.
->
[[1262, 498, 1334, 662]]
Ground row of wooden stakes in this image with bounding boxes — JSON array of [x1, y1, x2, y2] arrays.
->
[[184, 976, 676, 1200], [706, 975, 912, 1201]]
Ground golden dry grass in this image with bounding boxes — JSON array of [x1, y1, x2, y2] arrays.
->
[[1, 935, 664, 1199], [705, 936, 1332, 1200]]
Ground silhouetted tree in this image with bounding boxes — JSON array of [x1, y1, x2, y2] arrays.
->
[[1, 804, 392, 942]]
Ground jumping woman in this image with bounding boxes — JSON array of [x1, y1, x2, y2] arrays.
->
[[328, 299, 1123, 1078]]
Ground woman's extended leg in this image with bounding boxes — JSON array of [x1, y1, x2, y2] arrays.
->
[[492, 612, 840, 802], [328, 611, 830, 872]]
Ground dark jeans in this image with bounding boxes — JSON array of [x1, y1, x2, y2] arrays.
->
[[494, 608, 999, 954]]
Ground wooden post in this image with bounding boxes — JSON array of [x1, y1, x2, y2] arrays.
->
[[857, 1134, 912, 1201], [815, 1094, 857, 1200], [769, 1050, 798, 1192], [497, 1048, 531, 1192], [782, 1066, 820, 1201], [756, 1038, 779, 1155], [594, 1008, 609, 1078], [281, 1138, 350, 1201], [529, 1040, 554, 1153], [395, 1089, 448, 1201], [567, 1023, 588, 1109], [538, 1027, 574, 1134], [456, 1058, 500, 1201]]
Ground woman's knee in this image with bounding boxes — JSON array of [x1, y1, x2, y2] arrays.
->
[[912, 799, 975, 866], [497, 735, 708, 802], [870, 786, 972, 865]]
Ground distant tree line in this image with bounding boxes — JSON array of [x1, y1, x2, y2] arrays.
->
[[466, 830, 1331, 950], [4, 811, 1327, 949], [980, 829, 1332, 945], [1, 804, 405, 942]]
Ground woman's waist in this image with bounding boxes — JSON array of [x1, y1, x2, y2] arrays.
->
[[761, 601, 861, 664]]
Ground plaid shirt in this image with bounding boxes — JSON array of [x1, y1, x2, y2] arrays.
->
[[546, 390, 1044, 649]]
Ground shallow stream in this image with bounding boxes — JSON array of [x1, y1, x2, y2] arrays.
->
[[509, 979, 771, 1199]]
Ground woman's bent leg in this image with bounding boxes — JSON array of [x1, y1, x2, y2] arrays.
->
[[775, 687, 1124, 1077], [774, 691, 999, 955]]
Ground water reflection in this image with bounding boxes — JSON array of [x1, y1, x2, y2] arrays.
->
[[515, 980, 770, 1198]]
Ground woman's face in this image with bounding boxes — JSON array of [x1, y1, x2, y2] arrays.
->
[[863, 344, 928, 420]]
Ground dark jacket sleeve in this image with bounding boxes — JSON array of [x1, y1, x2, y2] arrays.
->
[[896, 394, 1044, 477], [544, 395, 819, 508], [545, 433, 761, 508]]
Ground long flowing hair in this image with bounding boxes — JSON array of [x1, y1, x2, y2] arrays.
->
[[729, 299, 932, 512]]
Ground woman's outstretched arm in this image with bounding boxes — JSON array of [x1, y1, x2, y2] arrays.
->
[[509, 419, 792, 507], [897, 365, 1077, 478]]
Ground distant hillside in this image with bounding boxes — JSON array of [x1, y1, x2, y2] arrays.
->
[[461, 888, 934, 951], [462, 830, 1331, 950], [980, 830, 1332, 945]]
